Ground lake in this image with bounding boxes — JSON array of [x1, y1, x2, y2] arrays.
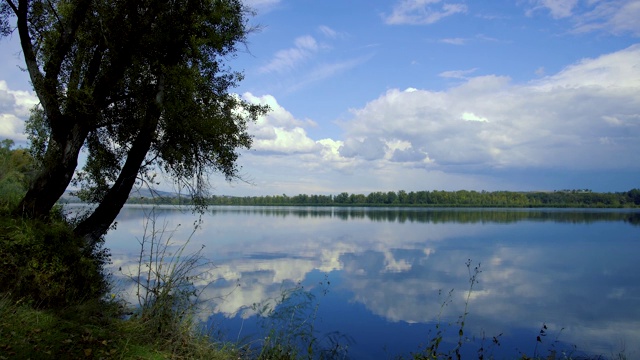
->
[[95, 205, 640, 359]]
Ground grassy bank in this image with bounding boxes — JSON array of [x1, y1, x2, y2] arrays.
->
[[0, 208, 240, 359], [0, 295, 236, 359]]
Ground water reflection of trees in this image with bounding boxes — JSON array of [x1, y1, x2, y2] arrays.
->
[[206, 207, 640, 225]]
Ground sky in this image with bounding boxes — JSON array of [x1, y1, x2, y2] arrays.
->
[[1, 0, 640, 196]]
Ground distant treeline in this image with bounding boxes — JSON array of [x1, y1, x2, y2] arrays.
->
[[124, 189, 640, 208]]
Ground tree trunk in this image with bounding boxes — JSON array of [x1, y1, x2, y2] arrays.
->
[[73, 116, 159, 246], [14, 124, 88, 219]]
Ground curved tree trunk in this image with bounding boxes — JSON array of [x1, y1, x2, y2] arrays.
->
[[73, 117, 159, 246], [74, 78, 165, 246], [14, 123, 88, 219]]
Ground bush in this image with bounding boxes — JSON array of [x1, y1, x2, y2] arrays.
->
[[0, 209, 111, 308], [0, 139, 36, 211]]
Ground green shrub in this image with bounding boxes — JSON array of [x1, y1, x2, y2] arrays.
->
[[0, 139, 36, 210], [0, 211, 110, 308]]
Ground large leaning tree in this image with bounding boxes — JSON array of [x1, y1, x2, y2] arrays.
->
[[0, 0, 268, 244]]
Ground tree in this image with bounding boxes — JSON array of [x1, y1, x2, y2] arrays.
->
[[0, 139, 36, 206], [1, 0, 267, 244]]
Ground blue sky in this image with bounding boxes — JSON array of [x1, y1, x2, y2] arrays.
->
[[1, 0, 639, 196]]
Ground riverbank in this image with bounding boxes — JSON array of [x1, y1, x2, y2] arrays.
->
[[0, 294, 239, 359], [0, 207, 239, 359]]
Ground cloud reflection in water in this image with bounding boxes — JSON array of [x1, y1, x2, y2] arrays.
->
[[101, 205, 640, 358]]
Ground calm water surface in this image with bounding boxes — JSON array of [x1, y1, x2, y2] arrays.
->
[[98, 205, 640, 359]]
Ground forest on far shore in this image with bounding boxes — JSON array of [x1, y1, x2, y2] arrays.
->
[[114, 188, 640, 208]]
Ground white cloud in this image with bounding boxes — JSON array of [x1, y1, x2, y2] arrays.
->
[[0, 114, 26, 141], [0, 80, 38, 142], [461, 112, 488, 122], [243, 92, 316, 130], [532, 43, 640, 89], [340, 45, 640, 171], [242, 0, 281, 10], [439, 68, 478, 79], [338, 137, 388, 161], [243, 92, 322, 155], [252, 127, 321, 154], [259, 35, 320, 74], [384, 0, 468, 25], [255, 31, 368, 92], [439, 37, 466, 45], [573, 0, 640, 35], [318, 25, 338, 38], [528, 0, 579, 19], [390, 146, 429, 162], [528, 0, 640, 36], [287, 55, 373, 92]]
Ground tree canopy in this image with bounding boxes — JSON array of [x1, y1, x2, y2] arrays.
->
[[1, 0, 267, 243], [185, 189, 640, 208]]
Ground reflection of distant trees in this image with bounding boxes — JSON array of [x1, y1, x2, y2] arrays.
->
[[203, 207, 640, 225], [104, 204, 640, 226]]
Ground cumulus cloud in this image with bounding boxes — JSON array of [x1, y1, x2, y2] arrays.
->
[[340, 44, 640, 171], [0, 80, 39, 141], [533, 43, 640, 88], [338, 137, 388, 161], [253, 127, 321, 154], [384, 0, 468, 25], [390, 146, 428, 162], [243, 92, 324, 155], [215, 45, 640, 195], [243, 92, 316, 130]]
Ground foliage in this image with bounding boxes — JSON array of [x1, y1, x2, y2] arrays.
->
[[0, 293, 236, 359], [0, 139, 109, 307], [0, 203, 238, 359], [192, 189, 640, 208], [0, 207, 110, 308], [0, 139, 37, 208]]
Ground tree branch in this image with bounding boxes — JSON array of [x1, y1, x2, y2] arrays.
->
[[16, 0, 48, 109], [4, 0, 18, 14], [45, 0, 62, 30], [42, 0, 92, 83]]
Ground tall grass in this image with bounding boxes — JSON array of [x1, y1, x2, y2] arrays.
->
[[409, 260, 495, 360], [243, 278, 352, 360], [118, 206, 236, 357]]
